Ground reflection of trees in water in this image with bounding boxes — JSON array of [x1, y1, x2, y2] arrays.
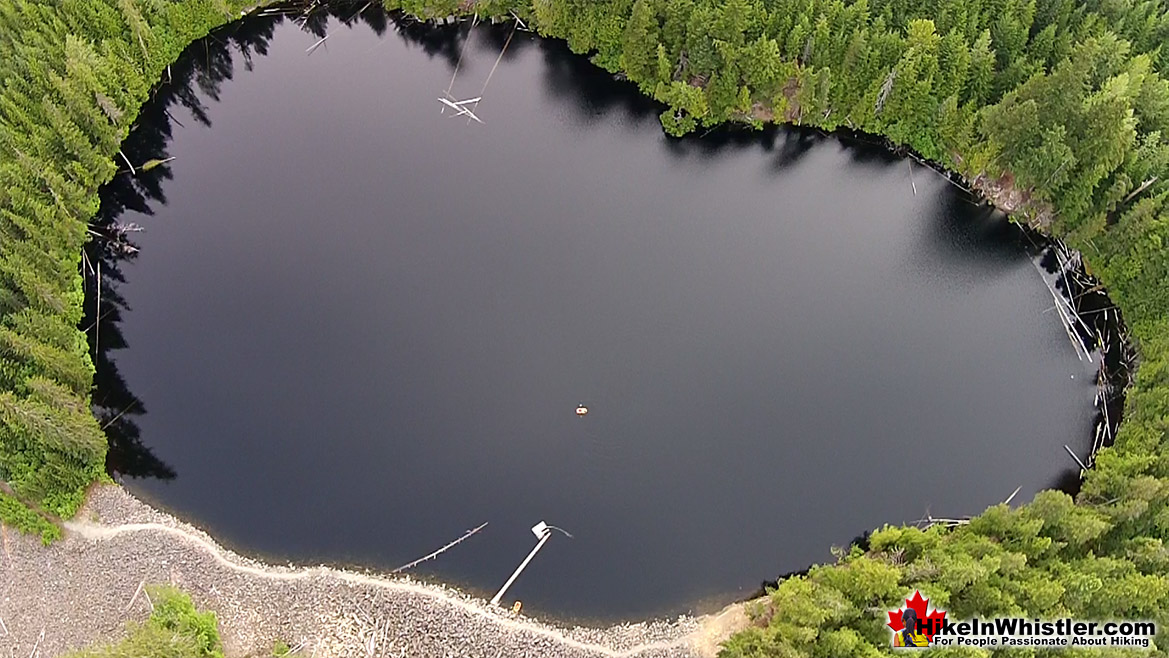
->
[[87, 12, 285, 480], [532, 35, 660, 125], [85, 2, 493, 481]]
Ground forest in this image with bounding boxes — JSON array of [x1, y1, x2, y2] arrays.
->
[[0, 0, 264, 541], [1, 0, 1168, 655]]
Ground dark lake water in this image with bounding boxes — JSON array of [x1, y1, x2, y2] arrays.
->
[[92, 10, 1101, 622]]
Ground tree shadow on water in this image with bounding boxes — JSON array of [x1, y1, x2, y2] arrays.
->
[[534, 38, 662, 126], [88, 13, 285, 481], [662, 122, 823, 172], [86, 2, 498, 482], [391, 13, 466, 66], [390, 8, 831, 176]]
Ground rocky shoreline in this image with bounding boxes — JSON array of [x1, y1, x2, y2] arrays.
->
[[0, 486, 743, 658]]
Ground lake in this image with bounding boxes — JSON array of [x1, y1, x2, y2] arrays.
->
[[91, 8, 1100, 622]]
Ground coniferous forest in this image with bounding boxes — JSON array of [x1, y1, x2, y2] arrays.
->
[[2, 0, 1169, 655]]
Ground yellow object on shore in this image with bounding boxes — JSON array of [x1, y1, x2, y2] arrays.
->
[[512, 601, 523, 614]]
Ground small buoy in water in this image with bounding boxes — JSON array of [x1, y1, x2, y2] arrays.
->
[[576, 405, 588, 416]]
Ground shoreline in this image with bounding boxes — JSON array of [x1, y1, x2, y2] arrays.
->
[[0, 484, 742, 658], [117, 481, 738, 629]]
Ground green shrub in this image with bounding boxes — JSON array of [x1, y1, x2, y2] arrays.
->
[[0, 491, 60, 544], [63, 586, 225, 658]]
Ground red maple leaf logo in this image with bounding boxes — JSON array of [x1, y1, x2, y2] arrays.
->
[[887, 591, 947, 641]]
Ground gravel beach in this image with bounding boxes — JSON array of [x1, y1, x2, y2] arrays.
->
[[0, 486, 743, 657]]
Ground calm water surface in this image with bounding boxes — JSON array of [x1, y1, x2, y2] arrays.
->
[[96, 12, 1099, 621]]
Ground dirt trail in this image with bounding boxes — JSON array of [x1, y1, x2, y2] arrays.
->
[[0, 485, 747, 657]]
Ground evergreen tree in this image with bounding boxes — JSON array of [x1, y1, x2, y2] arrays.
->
[[622, 0, 659, 87]]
